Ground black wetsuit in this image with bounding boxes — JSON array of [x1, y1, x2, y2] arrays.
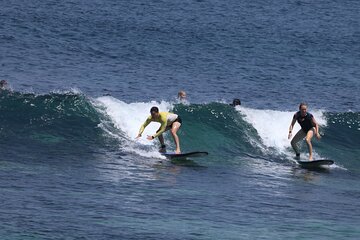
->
[[294, 111, 314, 133]]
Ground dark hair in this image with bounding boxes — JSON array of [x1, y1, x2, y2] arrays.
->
[[299, 102, 307, 110], [0, 80, 7, 85], [232, 98, 241, 106], [150, 106, 159, 113]]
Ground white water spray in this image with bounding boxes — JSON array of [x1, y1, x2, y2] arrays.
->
[[95, 96, 173, 158], [237, 106, 327, 157]]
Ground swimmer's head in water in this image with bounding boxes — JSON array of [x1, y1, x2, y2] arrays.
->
[[232, 98, 241, 106]]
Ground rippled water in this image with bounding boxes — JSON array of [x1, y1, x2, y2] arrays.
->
[[1, 0, 359, 239]]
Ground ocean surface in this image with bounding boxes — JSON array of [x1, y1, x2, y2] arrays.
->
[[1, 0, 359, 239]]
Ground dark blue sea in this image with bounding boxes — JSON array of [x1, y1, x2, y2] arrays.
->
[[1, 0, 359, 239]]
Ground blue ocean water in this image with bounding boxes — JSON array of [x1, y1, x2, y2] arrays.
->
[[1, 0, 360, 239]]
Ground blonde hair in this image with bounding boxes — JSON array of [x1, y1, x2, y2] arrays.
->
[[178, 90, 186, 98]]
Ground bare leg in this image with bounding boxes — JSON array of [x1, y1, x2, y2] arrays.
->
[[291, 130, 306, 157], [170, 122, 181, 154], [158, 134, 166, 153], [305, 128, 315, 161]]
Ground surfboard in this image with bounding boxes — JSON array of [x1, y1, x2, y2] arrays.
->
[[162, 151, 208, 159], [297, 159, 334, 168]]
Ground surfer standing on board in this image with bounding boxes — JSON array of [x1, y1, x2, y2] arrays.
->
[[288, 103, 321, 161], [136, 106, 182, 154]]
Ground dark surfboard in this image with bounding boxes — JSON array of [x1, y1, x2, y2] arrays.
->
[[297, 159, 334, 168]]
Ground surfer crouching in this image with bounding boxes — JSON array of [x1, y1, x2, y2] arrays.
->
[[136, 106, 182, 154]]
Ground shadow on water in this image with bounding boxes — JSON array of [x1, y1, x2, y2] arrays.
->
[[155, 158, 207, 168], [295, 164, 332, 172], [291, 165, 332, 182], [172, 158, 207, 167], [293, 165, 331, 173]]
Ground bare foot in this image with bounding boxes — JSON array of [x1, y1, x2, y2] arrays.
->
[[175, 150, 181, 154]]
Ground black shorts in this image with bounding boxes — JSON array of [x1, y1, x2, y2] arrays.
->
[[174, 116, 182, 124], [156, 116, 182, 133], [170, 116, 182, 128]]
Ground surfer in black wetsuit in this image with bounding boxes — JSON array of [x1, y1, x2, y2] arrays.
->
[[288, 103, 321, 161]]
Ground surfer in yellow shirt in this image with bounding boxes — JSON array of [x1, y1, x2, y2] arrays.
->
[[136, 106, 182, 154]]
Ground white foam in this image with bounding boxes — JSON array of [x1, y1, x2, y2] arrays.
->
[[237, 106, 327, 155], [95, 96, 172, 158], [50, 87, 82, 95]]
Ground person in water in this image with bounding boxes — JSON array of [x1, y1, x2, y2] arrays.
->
[[137, 106, 182, 154], [178, 90, 187, 101], [0, 80, 8, 90], [230, 98, 241, 106], [288, 103, 321, 160]]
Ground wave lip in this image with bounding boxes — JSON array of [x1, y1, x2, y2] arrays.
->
[[0, 91, 102, 150]]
